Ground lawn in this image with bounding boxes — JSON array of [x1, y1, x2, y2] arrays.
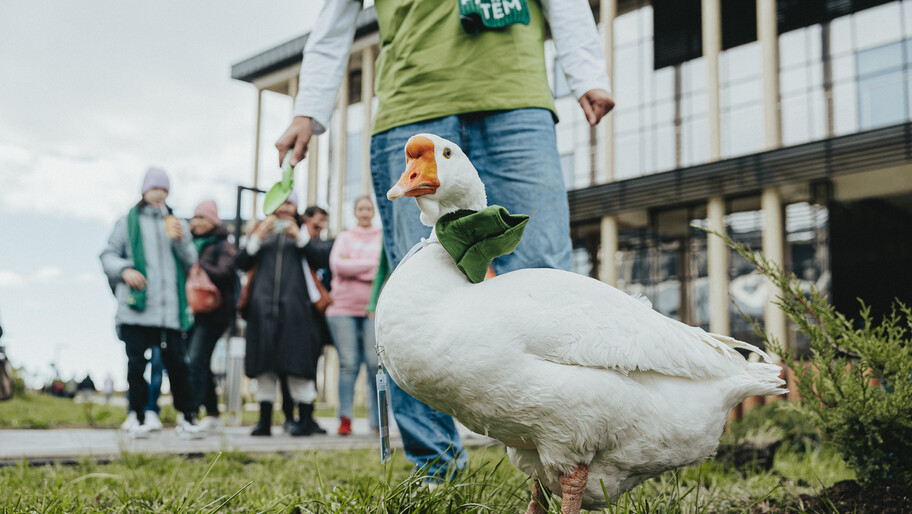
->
[[0, 392, 358, 429], [0, 397, 856, 513], [0, 444, 852, 513]]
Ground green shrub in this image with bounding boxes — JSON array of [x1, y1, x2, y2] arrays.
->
[[720, 235, 912, 484]]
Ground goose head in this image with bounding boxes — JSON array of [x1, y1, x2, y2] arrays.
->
[[386, 134, 488, 226]]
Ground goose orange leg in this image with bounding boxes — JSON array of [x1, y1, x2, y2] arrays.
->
[[525, 478, 550, 514], [558, 464, 588, 514]]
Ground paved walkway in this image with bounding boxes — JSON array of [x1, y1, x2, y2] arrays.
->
[[0, 417, 497, 464]]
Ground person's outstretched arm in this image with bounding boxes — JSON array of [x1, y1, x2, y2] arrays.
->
[[541, 0, 616, 126], [276, 0, 362, 166]]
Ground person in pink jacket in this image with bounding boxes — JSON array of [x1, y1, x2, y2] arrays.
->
[[326, 196, 382, 436]]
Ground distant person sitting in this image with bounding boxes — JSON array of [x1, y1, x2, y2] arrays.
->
[[99, 167, 205, 438]]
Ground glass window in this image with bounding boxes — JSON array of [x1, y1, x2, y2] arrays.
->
[[854, 2, 903, 51], [780, 25, 825, 146], [553, 59, 571, 98], [654, 66, 675, 101], [858, 70, 908, 128], [830, 15, 854, 56], [833, 82, 860, 135], [723, 104, 763, 156], [560, 153, 574, 190], [857, 41, 904, 77], [615, 134, 642, 179], [654, 125, 675, 171], [681, 116, 708, 167]]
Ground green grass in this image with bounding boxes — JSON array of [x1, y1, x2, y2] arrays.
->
[[0, 392, 364, 429], [0, 443, 853, 513], [1, 399, 854, 512], [0, 393, 127, 429]]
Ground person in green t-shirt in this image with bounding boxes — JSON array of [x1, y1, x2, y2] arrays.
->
[[276, 0, 614, 479]]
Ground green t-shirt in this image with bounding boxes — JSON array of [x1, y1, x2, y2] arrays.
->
[[372, 0, 556, 135]]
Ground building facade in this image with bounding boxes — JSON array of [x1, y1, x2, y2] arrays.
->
[[232, 1, 912, 410]]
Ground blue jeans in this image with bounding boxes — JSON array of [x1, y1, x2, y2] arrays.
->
[[188, 321, 228, 416], [124, 344, 164, 414], [326, 315, 379, 428], [370, 108, 571, 476]]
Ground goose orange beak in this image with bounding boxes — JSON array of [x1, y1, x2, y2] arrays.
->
[[387, 135, 440, 200]]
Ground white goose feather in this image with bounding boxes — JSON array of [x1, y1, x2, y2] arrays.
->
[[376, 134, 786, 510]]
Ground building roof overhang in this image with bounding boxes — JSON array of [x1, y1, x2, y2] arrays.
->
[[568, 122, 912, 223], [231, 6, 378, 84]]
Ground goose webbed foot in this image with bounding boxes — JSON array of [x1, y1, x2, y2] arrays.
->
[[525, 478, 550, 514]]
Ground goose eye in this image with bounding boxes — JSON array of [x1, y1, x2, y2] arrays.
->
[[443, 148, 452, 159]]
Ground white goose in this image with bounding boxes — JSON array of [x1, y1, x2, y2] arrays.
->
[[376, 134, 786, 514]]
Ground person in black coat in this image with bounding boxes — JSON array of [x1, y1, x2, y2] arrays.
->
[[236, 192, 330, 436], [187, 200, 237, 431]]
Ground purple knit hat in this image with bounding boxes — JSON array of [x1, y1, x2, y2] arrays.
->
[[286, 190, 298, 208], [141, 167, 170, 194]]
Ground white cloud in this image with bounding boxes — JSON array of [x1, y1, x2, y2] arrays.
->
[[34, 267, 63, 281], [0, 270, 26, 288], [72, 272, 100, 283]]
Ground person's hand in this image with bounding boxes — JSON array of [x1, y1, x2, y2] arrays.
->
[[276, 116, 314, 167], [164, 216, 183, 241], [255, 215, 277, 238], [285, 221, 300, 239], [122, 268, 146, 290], [579, 88, 616, 126]]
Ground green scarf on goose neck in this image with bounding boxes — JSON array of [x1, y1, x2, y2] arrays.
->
[[127, 205, 192, 331], [434, 205, 529, 283]]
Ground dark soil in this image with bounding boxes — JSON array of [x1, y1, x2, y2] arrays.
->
[[750, 479, 912, 513], [714, 441, 782, 472]]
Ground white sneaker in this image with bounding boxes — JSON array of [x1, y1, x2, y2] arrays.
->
[[121, 411, 139, 431], [143, 411, 163, 431], [176, 415, 206, 439], [199, 416, 223, 433], [128, 422, 153, 439]]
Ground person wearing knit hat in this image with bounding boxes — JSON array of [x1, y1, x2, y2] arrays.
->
[[141, 167, 170, 194], [100, 167, 204, 439], [193, 200, 221, 227], [188, 199, 236, 432]]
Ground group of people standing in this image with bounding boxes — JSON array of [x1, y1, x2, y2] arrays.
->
[[100, 168, 383, 439]]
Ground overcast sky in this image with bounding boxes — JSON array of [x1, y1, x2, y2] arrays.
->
[[0, 1, 325, 389]]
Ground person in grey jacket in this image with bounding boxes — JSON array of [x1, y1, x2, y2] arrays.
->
[[99, 167, 203, 438]]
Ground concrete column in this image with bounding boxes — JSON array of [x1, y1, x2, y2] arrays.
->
[[251, 88, 263, 220], [288, 76, 298, 98], [758, 0, 787, 403], [762, 189, 786, 360], [596, 1, 618, 285], [599, 0, 616, 183], [708, 195, 737, 419], [758, 0, 781, 151], [702, 0, 722, 160], [333, 68, 349, 236], [361, 47, 374, 196], [707, 196, 729, 335], [599, 215, 618, 286]]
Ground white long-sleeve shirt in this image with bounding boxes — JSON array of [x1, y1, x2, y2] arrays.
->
[[294, 0, 612, 135]]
